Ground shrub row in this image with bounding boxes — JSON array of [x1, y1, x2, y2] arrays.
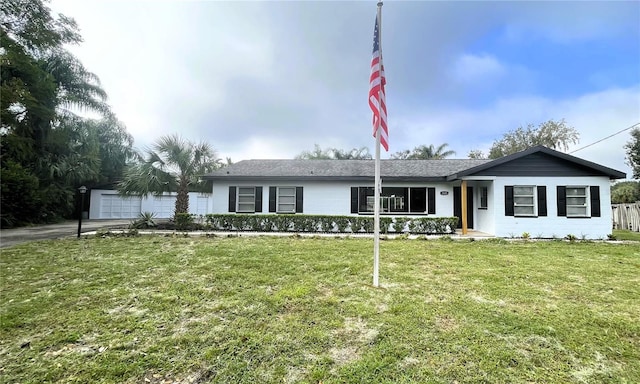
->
[[199, 214, 458, 234]]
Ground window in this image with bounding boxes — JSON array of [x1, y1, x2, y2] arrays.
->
[[237, 187, 256, 212], [565, 186, 588, 217], [351, 187, 435, 214], [513, 186, 535, 216], [269, 187, 303, 213], [505, 185, 547, 217], [277, 187, 296, 213], [228, 186, 262, 213], [557, 186, 600, 218], [479, 187, 488, 209]]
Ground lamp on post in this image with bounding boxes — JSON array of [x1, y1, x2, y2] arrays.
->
[[77, 186, 87, 238]]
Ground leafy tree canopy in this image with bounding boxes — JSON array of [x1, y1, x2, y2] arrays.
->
[[295, 144, 372, 160], [624, 127, 640, 179], [467, 149, 486, 159], [391, 143, 456, 160], [611, 181, 640, 204], [1, 0, 109, 148], [485, 119, 579, 159]]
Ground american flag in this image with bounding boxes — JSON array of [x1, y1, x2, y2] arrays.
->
[[369, 16, 388, 151]]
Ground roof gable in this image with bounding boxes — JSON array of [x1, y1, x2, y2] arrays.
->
[[448, 145, 625, 180]]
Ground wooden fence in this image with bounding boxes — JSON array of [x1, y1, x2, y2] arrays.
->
[[612, 202, 640, 232]]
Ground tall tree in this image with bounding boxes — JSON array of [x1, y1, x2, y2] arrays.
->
[[611, 181, 640, 204], [1, 0, 129, 227], [117, 135, 222, 216], [295, 144, 372, 160], [86, 117, 136, 185], [0, 0, 115, 226], [391, 144, 456, 160], [485, 119, 579, 159], [624, 128, 640, 179], [467, 149, 486, 159], [1, 0, 107, 147]]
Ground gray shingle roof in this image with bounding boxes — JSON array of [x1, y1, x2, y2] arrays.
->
[[203, 159, 491, 181], [202, 146, 626, 182]]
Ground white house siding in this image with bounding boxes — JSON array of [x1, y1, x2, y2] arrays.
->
[[212, 181, 456, 217], [464, 179, 496, 236], [194, 195, 211, 216], [491, 176, 612, 239], [89, 190, 212, 219]]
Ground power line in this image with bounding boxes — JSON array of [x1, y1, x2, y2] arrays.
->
[[569, 122, 640, 154]]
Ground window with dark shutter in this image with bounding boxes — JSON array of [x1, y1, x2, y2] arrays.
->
[[237, 187, 256, 213], [276, 187, 296, 213]]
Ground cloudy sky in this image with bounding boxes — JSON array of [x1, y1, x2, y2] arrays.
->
[[50, 0, 639, 178]]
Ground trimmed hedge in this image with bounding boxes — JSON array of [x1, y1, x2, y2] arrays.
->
[[203, 214, 458, 234]]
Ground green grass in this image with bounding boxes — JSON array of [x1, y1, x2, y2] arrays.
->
[[1, 236, 639, 383], [613, 229, 640, 241]]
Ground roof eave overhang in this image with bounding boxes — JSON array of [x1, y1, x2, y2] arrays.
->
[[203, 176, 449, 182]]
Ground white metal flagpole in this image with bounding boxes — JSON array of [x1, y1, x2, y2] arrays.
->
[[373, 1, 383, 288]]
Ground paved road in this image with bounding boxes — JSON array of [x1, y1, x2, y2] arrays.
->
[[0, 219, 131, 249]]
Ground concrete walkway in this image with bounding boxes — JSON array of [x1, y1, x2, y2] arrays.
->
[[0, 219, 130, 248]]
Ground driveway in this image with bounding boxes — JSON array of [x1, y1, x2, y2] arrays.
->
[[0, 219, 130, 249]]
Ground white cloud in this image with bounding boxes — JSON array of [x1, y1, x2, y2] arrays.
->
[[46, 0, 638, 180], [450, 53, 506, 84], [394, 86, 640, 178], [223, 135, 300, 161]]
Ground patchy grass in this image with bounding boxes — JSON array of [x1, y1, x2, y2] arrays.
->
[[1, 236, 639, 383], [613, 229, 640, 241]]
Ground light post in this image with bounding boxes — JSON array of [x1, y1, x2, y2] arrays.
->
[[77, 186, 87, 238]]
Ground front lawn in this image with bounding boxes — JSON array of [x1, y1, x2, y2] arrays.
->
[[1, 236, 638, 383], [613, 229, 640, 241]]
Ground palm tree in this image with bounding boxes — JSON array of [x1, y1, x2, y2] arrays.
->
[[295, 144, 372, 159], [391, 143, 456, 159], [117, 134, 222, 216]]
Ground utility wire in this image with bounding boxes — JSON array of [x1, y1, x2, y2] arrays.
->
[[569, 122, 640, 154]]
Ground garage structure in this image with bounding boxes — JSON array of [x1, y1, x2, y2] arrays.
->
[[88, 189, 212, 220]]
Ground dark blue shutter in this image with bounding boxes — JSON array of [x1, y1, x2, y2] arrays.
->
[[504, 186, 514, 216], [590, 186, 600, 217], [228, 186, 236, 213], [537, 186, 547, 217], [351, 187, 359, 213], [557, 186, 566, 217], [427, 188, 436, 214], [254, 187, 263, 212], [269, 187, 276, 213], [295, 187, 303, 213]]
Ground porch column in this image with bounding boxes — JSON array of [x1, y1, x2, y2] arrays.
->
[[461, 180, 468, 235]]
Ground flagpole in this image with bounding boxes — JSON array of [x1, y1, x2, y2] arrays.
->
[[373, 1, 383, 288]]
